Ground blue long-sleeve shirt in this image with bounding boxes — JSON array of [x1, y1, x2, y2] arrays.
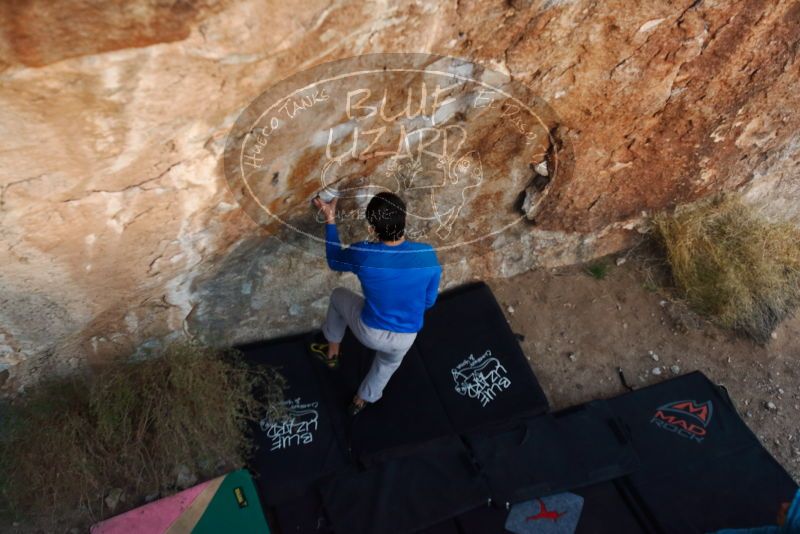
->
[[324, 223, 442, 333]]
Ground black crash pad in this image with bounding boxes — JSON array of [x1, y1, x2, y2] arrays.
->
[[453, 505, 508, 534], [573, 481, 657, 534], [412, 519, 462, 534], [608, 372, 798, 533], [554, 401, 640, 484], [633, 445, 797, 533], [319, 331, 453, 466], [608, 371, 758, 479], [273, 491, 332, 534], [465, 401, 639, 507], [320, 436, 490, 534], [238, 336, 352, 506], [417, 282, 549, 433]]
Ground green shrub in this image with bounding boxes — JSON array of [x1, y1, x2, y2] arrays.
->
[[654, 194, 800, 342], [0, 342, 285, 530], [584, 261, 610, 280]]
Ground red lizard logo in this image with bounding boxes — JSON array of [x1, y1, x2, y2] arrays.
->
[[526, 498, 566, 522]]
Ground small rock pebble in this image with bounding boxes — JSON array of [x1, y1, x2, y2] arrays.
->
[[105, 488, 125, 511], [567, 352, 577, 362], [652, 367, 662, 376], [670, 365, 680, 375], [648, 350, 659, 361], [175, 464, 198, 489], [766, 401, 778, 411], [507, 305, 515, 314], [615, 257, 626, 266]]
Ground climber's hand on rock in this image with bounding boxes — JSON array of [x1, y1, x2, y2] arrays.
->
[[314, 197, 337, 224]]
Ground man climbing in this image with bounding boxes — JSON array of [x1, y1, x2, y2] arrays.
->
[[311, 191, 441, 415]]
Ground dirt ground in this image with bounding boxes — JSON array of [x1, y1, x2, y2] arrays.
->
[[487, 251, 800, 483]]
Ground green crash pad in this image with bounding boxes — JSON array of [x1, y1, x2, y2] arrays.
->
[[193, 469, 269, 534]]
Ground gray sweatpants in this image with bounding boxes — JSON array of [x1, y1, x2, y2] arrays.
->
[[322, 287, 417, 403]]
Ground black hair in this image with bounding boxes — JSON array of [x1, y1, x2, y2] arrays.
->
[[366, 192, 406, 242]]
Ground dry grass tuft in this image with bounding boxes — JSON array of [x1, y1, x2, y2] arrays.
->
[[653, 194, 800, 343], [0, 342, 285, 530]]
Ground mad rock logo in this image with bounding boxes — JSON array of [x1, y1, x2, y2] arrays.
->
[[260, 398, 319, 452], [650, 399, 714, 443], [452, 349, 511, 407]]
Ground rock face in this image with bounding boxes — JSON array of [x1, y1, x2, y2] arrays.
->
[[0, 0, 798, 387]]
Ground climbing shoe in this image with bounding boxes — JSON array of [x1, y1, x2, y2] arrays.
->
[[308, 331, 339, 369]]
